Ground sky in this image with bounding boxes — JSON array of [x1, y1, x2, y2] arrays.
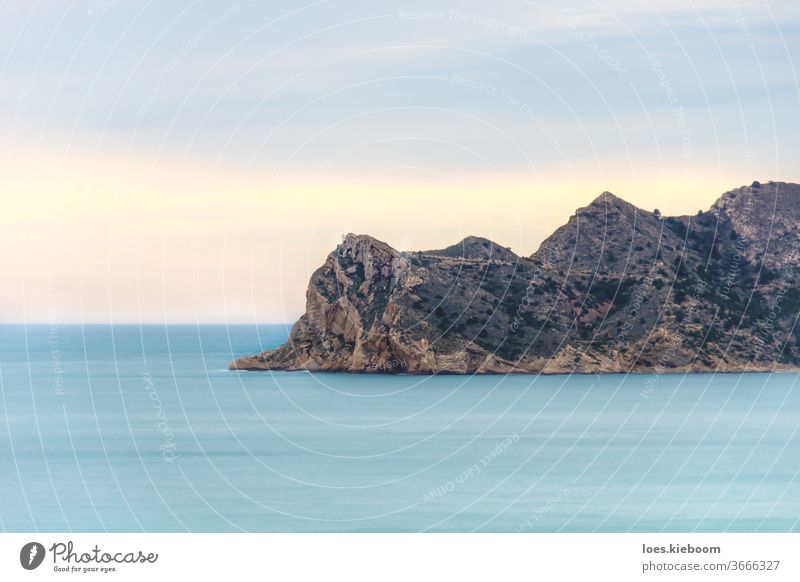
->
[[0, 0, 798, 323]]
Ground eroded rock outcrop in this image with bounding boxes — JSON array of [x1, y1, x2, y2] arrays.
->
[[231, 182, 800, 374]]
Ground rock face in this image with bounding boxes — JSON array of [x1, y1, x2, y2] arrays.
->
[[231, 181, 800, 374]]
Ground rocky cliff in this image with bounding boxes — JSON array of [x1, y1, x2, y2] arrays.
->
[[231, 181, 800, 374]]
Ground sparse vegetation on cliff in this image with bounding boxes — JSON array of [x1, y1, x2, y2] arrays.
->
[[231, 182, 800, 374]]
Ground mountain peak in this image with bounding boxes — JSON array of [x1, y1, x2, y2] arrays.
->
[[712, 181, 800, 210], [341, 232, 388, 246], [584, 191, 638, 213], [428, 236, 518, 261], [593, 190, 620, 203], [337, 233, 399, 255]]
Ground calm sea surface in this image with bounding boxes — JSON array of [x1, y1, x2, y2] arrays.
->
[[0, 324, 797, 532]]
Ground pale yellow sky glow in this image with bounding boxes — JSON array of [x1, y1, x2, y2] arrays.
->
[[0, 145, 758, 323], [1, 0, 797, 323]]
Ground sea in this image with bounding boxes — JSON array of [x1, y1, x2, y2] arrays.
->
[[0, 324, 797, 532]]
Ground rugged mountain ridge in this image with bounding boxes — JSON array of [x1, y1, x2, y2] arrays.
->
[[231, 181, 800, 374]]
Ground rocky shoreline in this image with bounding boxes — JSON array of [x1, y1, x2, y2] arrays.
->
[[231, 182, 800, 375]]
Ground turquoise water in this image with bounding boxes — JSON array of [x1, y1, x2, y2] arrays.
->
[[0, 324, 797, 532]]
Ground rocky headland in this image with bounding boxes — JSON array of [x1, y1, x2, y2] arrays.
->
[[231, 181, 800, 374]]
